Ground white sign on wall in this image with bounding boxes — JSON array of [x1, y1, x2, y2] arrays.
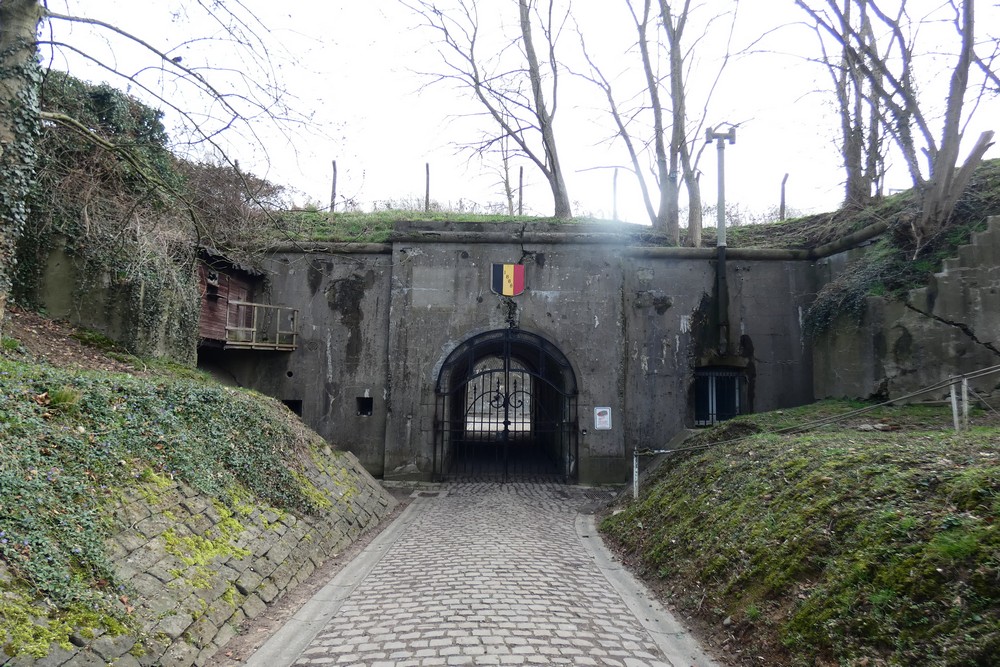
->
[[594, 407, 612, 430]]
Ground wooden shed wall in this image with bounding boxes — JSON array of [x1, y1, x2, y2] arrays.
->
[[198, 264, 253, 343]]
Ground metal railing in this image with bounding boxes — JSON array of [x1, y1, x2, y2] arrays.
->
[[225, 301, 298, 351]]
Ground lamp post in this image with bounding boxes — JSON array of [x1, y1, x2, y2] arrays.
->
[[705, 125, 736, 355], [705, 126, 736, 246]]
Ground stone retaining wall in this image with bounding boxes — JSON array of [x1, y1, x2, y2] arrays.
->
[[7, 448, 394, 667], [814, 216, 1000, 400]]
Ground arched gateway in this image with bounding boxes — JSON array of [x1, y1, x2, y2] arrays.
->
[[433, 328, 578, 482]]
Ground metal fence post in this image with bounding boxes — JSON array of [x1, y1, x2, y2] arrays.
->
[[633, 448, 639, 500], [962, 377, 970, 430], [950, 381, 961, 432]]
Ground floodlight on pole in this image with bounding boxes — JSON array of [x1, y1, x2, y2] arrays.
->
[[705, 126, 736, 247], [705, 124, 736, 356]]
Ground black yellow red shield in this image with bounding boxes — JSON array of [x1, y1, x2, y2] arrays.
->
[[491, 263, 525, 296]]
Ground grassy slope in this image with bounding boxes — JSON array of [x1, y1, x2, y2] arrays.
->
[[274, 209, 585, 243], [602, 402, 1000, 666], [0, 347, 331, 656], [275, 159, 1000, 249]]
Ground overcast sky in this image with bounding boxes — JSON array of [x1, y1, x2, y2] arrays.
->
[[44, 1, 1000, 225]]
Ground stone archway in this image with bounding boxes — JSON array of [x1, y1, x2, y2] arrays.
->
[[433, 328, 578, 482]]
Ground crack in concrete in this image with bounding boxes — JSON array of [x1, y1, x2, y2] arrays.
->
[[905, 302, 1000, 357], [517, 222, 530, 264]]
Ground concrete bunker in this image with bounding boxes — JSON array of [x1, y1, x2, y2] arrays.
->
[[433, 328, 578, 482]]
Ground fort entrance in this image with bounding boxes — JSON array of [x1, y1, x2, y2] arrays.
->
[[433, 328, 578, 482]]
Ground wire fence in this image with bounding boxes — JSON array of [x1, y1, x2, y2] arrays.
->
[[632, 364, 1000, 499]]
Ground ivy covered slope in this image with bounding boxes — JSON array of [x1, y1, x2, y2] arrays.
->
[[603, 402, 1000, 666], [0, 330, 354, 658], [15, 72, 290, 362]]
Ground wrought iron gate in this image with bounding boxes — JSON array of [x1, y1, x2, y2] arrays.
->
[[434, 329, 578, 482]]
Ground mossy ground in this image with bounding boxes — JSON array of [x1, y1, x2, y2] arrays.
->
[[603, 401, 1000, 666]]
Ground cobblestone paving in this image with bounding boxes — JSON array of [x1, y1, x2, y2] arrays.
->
[[292, 483, 688, 667]]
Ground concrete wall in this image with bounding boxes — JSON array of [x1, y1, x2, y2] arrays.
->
[[814, 216, 1000, 400], [384, 236, 631, 483], [209, 251, 394, 476], [211, 222, 817, 485], [32, 240, 199, 364]]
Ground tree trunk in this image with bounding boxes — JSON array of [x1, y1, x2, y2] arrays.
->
[[635, 0, 671, 236], [686, 171, 703, 248], [0, 0, 44, 326], [519, 0, 572, 219], [661, 0, 690, 245]]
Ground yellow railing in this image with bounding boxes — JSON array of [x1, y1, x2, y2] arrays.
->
[[225, 301, 298, 351]]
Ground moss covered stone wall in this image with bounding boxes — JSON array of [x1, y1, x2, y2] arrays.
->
[[0, 448, 394, 666]]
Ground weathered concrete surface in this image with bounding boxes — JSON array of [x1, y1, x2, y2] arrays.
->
[[28, 239, 198, 363], [26, 221, 818, 485], [214, 251, 394, 476], [247, 483, 721, 667], [814, 216, 1000, 400], [216, 222, 816, 485]]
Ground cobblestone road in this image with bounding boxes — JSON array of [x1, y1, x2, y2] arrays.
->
[[254, 483, 719, 667]]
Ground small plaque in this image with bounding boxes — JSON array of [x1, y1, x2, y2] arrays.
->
[[594, 407, 612, 430]]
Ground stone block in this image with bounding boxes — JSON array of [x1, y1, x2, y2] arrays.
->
[[11, 644, 76, 667], [115, 531, 148, 555], [156, 640, 199, 667], [256, 579, 280, 604], [294, 557, 316, 583], [179, 498, 209, 516], [205, 596, 238, 627], [264, 540, 292, 565], [267, 562, 295, 592], [234, 568, 262, 596], [184, 513, 214, 537], [136, 635, 170, 667], [114, 501, 151, 530], [184, 615, 219, 649], [227, 608, 246, 629], [212, 622, 237, 651], [134, 514, 173, 540], [90, 633, 137, 661], [154, 613, 193, 641], [147, 556, 187, 584], [241, 593, 267, 620], [193, 643, 220, 667]]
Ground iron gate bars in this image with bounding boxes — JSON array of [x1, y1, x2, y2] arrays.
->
[[433, 328, 578, 482]]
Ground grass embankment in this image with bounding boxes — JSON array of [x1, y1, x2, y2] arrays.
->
[[603, 401, 1000, 666], [0, 353, 326, 657], [275, 209, 583, 243]]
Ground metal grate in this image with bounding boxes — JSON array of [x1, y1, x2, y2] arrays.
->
[[694, 367, 744, 426], [434, 329, 578, 483]]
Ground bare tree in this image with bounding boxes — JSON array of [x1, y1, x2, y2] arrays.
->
[[797, 0, 996, 254], [575, 0, 737, 245], [812, 0, 888, 208], [400, 0, 573, 219]]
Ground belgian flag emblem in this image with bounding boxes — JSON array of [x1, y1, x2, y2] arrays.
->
[[491, 263, 525, 296]]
